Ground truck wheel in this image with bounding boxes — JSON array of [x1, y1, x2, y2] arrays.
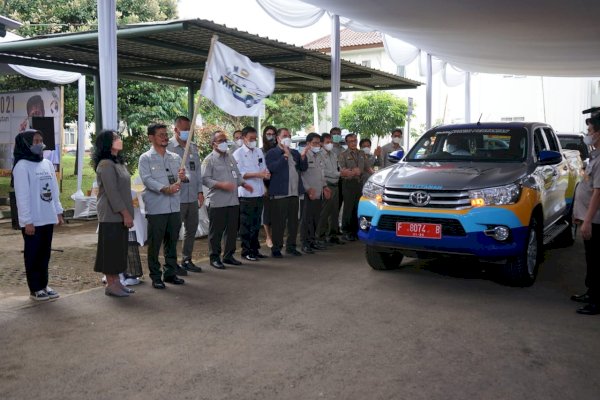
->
[[500, 218, 541, 287], [365, 246, 404, 270]]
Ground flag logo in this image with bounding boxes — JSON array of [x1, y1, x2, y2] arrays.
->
[[201, 40, 275, 117]]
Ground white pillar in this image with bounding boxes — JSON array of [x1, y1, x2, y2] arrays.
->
[[312, 92, 319, 131], [331, 14, 341, 127], [465, 72, 471, 123], [426, 53, 432, 130], [98, 0, 118, 130], [72, 76, 86, 199]]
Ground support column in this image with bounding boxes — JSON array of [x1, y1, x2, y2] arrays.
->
[[331, 14, 341, 128], [187, 83, 196, 121], [465, 72, 471, 123], [426, 53, 432, 130], [94, 75, 102, 133], [98, 0, 118, 130]]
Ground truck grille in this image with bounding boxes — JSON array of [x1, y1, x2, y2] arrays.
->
[[377, 215, 467, 236], [383, 187, 471, 209]]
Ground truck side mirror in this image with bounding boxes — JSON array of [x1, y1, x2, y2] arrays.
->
[[388, 150, 404, 161], [537, 150, 562, 165]]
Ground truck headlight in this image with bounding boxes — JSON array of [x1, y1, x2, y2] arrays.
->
[[363, 180, 384, 202], [469, 183, 521, 206]]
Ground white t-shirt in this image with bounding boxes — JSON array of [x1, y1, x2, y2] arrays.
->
[[12, 159, 63, 227]]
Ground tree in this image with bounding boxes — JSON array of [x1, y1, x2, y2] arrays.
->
[[263, 93, 327, 133], [339, 92, 408, 139]]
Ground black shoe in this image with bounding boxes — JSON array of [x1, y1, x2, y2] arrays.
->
[[152, 280, 166, 289], [223, 257, 242, 266], [174, 264, 188, 276], [271, 250, 283, 258], [286, 248, 302, 256], [255, 252, 268, 259], [342, 234, 356, 242], [311, 243, 327, 250], [571, 292, 591, 303], [301, 245, 315, 254], [211, 260, 226, 269], [182, 260, 203, 273], [164, 275, 185, 285], [244, 254, 258, 261], [576, 303, 600, 315], [328, 236, 345, 245]]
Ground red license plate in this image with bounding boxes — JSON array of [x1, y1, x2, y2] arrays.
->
[[396, 222, 442, 239]]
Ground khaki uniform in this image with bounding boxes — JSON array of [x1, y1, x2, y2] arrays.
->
[[338, 148, 370, 236]]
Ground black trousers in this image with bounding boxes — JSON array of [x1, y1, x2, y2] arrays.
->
[[301, 197, 323, 246], [270, 196, 299, 252], [316, 185, 340, 240], [147, 212, 181, 282], [583, 223, 600, 303], [240, 197, 263, 257], [208, 205, 239, 261], [341, 179, 363, 235], [21, 224, 54, 293]]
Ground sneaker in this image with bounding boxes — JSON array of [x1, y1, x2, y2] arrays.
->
[[30, 290, 50, 301], [123, 277, 141, 286], [45, 286, 60, 299], [244, 254, 258, 261]]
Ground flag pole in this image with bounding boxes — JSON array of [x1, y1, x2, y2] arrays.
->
[[178, 34, 219, 180]]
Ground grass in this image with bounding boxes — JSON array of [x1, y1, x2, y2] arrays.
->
[[0, 154, 96, 210]]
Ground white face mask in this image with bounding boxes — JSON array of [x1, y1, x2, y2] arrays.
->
[[324, 143, 333, 151], [247, 141, 257, 149], [392, 137, 402, 144], [281, 137, 292, 147], [311, 146, 321, 154], [266, 134, 275, 142], [361, 147, 371, 155], [235, 139, 243, 147], [217, 142, 229, 152], [583, 134, 595, 146]]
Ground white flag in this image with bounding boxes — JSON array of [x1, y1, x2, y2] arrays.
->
[[201, 40, 275, 117]]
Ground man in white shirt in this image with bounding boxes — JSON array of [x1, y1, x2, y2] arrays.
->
[[233, 126, 271, 261]]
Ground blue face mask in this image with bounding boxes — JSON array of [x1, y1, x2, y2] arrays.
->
[[30, 143, 45, 156], [179, 130, 189, 141]]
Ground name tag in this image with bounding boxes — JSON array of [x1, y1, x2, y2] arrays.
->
[[232, 170, 238, 179], [189, 161, 196, 171]]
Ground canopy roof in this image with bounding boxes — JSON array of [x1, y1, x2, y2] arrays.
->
[[0, 18, 420, 92], [302, 0, 600, 77]]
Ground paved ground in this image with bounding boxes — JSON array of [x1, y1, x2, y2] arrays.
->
[[0, 220, 598, 399]]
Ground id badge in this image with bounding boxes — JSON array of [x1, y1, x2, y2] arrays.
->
[[168, 174, 176, 184], [232, 170, 238, 179], [189, 161, 196, 171]]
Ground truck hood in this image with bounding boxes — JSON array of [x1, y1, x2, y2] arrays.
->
[[383, 162, 528, 190]]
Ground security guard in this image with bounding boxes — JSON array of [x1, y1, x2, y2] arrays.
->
[[300, 132, 331, 253], [316, 133, 343, 245], [166, 116, 204, 274], [139, 123, 187, 289], [202, 131, 253, 269], [338, 133, 373, 241]]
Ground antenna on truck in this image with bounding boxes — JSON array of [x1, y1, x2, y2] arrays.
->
[[476, 113, 483, 125]]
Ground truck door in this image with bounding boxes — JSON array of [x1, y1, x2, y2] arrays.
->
[[533, 127, 555, 225], [543, 127, 569, 224]]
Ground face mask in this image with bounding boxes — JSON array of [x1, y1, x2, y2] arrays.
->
[[281, 138, 292, 147], [266, 135, 275, 142], [30, 143, 45, 156], [217, 142, 229, 152], [311, 146, 321, 154], [361, 147, 371, 155], [324, 143, 333, 151], [392, 137, 402, 144], [235, 139, 243, 147], [247, 141, 257, 149], [179, 130, 189, 141], [332, 134, 342, 143], [583, 134, 595, 146]]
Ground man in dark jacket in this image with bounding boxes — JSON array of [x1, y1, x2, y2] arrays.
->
[[265, 127, 309, 258]]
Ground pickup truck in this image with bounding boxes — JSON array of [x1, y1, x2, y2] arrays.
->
[[358, 122, 582, 286]]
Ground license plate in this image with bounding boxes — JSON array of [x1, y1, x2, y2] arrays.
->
[[396, 222, 442, 239]]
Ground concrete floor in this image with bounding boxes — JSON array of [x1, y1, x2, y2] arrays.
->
[[0, 236, 598, 400]]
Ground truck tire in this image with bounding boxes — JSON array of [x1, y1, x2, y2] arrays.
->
[[500, 218, 541, 287], [366, 246, 404, 270]]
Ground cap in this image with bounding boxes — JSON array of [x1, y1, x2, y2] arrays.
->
[[582, 106, 600, 115]]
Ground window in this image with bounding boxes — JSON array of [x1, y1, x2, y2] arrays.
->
[[396, 65, 406, 77], [361, 60, 371, 68], [543, 128, 559, 151], [64, 125, 76, 145], [500, 116, 525, 122]]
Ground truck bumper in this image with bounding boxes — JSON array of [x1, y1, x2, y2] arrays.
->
[[358, 199, 530, 259]]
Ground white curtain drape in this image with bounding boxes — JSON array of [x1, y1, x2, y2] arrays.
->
[[256, 0, 325, 27]]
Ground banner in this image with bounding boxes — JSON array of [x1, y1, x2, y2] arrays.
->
[[0, 88, 62, 172], [201, 40, 275, 117]]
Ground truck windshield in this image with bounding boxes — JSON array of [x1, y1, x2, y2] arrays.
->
[[406, 128, 528, 162]]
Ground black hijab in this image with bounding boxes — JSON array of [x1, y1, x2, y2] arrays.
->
[[11, 129, 43, 187]]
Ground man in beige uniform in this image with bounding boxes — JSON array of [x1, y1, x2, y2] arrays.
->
[[339, 133, 373, 241], [316, 133, 343, 245]]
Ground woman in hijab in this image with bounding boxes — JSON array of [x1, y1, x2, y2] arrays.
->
[[12, 129, 64, 301], [92, 130, 135, 297]]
